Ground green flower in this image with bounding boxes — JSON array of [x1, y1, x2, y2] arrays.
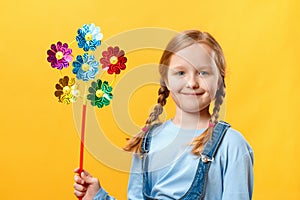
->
[[87, 79, 113, 108]]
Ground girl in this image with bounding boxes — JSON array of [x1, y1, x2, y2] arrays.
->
[[73, 30, 254, 200]]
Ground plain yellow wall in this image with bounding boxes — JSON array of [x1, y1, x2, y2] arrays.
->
[[1, 0, 300, 199]]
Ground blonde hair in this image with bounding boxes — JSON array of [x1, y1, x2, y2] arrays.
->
[[123, 30, 226, 155]]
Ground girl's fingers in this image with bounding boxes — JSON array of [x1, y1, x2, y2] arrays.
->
[[73, 183, 87, 192], [74, 189, 85, 198], [74, 168, 92, 177], [74, 174, 84, 184], [74, 168, 80, 173], [82, 170, 92, 177]]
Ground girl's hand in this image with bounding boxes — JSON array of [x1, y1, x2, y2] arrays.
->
[[73, 168, 101, 200]]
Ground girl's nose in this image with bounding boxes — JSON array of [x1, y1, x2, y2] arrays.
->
[[187, 75, 199, 89]]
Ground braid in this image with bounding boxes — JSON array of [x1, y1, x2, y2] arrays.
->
[[158, 85, 169, 106], [211, 84, 225, 124], [191, 84, 226, 155], [123, 85, 170, 154], [144, 85, 169, 127]]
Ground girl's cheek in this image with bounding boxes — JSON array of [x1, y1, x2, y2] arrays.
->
[[168, 76, 183, 85], [209, 81, 219, 98]]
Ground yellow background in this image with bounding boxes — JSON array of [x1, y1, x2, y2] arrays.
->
[[1, 0, 299, 199]]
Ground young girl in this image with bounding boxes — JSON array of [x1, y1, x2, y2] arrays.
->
[[73, 30, 254, 200]]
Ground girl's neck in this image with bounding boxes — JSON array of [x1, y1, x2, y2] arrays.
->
[[172, 106, 211, 130]]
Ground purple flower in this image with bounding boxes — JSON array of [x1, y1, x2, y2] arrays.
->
[[47, 41, 73, 70]]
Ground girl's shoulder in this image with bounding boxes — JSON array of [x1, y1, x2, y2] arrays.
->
[[222, 126, 251, 146], [219, 125, 253, 159], [223, 127, 248, 144]]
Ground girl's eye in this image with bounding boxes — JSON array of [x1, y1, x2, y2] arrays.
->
[[199, 71, 208, 76], [178, 71, 185, 76]]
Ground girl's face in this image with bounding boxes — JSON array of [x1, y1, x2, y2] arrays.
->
[[166, 43, 220, 114]]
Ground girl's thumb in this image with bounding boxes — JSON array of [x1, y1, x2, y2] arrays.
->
[[81, 172, 94, 184]]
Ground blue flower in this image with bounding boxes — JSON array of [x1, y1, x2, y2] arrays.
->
[[76, 23, 103, 51], [72, 53, 99, 81]]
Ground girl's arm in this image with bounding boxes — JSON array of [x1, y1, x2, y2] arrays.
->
[[127, 153, 144, 199], [222, 151, 254, 200], [92, 188, 116, 200], [220, 130, 254, 200]]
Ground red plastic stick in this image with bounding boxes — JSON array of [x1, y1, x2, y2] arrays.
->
[[78, 103, 87, 200]]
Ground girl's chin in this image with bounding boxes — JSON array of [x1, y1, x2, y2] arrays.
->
[[176, 105, 211, 114]]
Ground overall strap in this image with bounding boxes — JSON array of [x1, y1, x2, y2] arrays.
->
[[200, 121, 231, 163], [180, 121, 231, 200], [141, 123, 161, 155]]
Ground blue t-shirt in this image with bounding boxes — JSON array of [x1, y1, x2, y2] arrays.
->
[[93, 120, 254, 200]]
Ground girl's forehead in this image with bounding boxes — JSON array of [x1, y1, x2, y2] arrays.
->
[[170, 43, 215, 68]]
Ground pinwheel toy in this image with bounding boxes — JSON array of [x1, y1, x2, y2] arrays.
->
[[46, 23, 127, 199]]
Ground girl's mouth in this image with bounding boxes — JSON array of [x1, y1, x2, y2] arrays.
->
[[181, 92, 205, 96]]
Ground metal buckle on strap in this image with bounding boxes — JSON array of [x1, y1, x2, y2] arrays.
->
[[200, 154, 214, 163]]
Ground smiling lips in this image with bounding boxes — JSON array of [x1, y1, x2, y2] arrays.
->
[[181, 92, 205, 96]]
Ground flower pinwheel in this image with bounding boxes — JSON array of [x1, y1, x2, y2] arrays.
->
[[100, 46, 127, 74], [72, 53, 100, 81], [54, 76, 79, 104], [47, 23, 130, 187], [76, 23, 103, 51], [87, 79, 113, 108], [47, 42, 73, 70]]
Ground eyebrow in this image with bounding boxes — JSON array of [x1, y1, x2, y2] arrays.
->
[[196, 65, 212, 69], [170, 65, 186, 69], [170, 65, 212, 70]]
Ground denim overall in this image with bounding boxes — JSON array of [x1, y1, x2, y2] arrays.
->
[[141, 121, 231, 200]]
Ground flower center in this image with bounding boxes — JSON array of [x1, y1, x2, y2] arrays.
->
[[85, 33, 93, 41], [63, 86, 71, 94], [55, 51, 64, 60], [82, 63, 90, 71], [110, 56, 118, 65], [96, 90, 104, 98]]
